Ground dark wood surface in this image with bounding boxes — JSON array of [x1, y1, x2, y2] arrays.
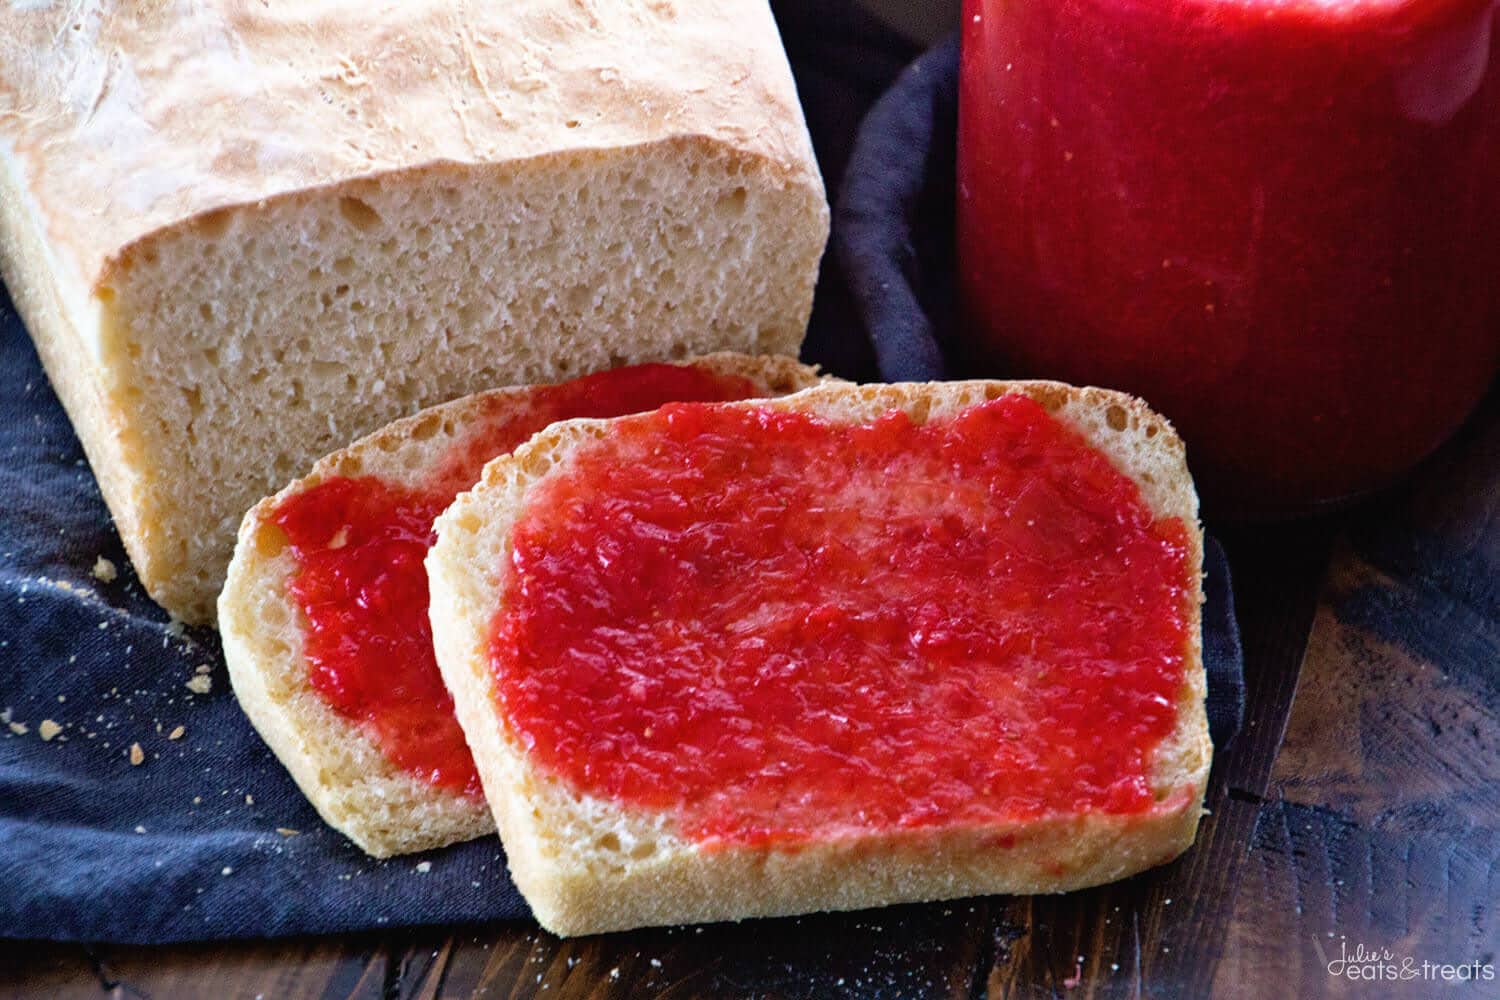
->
[[3, 390, 1493, 998]]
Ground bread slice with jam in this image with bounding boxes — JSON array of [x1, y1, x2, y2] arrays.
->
[[427, 379, 1211, 935], [219, 354, 824, 858]]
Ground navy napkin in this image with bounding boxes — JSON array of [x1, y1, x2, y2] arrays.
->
[[834, 36, 1246, 749]]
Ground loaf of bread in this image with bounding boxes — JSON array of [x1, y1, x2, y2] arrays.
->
[[427, 380, 1211, 936], [0, 1, 828, 623], [220, 354, 824, 857]]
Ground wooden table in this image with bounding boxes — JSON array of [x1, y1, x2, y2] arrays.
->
[[4, 390, 1494, 999]]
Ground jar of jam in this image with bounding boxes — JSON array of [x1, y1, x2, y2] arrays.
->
[[957, 0, 1499, 516]]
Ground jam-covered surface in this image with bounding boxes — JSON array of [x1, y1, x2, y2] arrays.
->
[[270, 364, 766, 797], [491, 394, 1195, 846]]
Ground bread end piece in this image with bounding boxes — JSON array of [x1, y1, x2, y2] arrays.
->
[[428, 380, 1211, 935]]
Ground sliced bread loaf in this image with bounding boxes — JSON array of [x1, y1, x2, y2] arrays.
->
[[0, 0, 828, 623], [219, 355, 824, 857], [427, 380, 1211, 934]]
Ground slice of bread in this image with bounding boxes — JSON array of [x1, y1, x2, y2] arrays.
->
[[427, 380, 1211, 935], [219, 354, 825, 858]]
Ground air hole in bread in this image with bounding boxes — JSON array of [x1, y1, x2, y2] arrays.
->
[[1145, 424, 1159, 439], [629, 840, 657, 860], [338, 196, 383, 231], [410, 418, 441, 443], [198, 209, 233, 239], [597, 832, 621, 853], [716, 186, 748, 217], [333, 256, 356, 277], [254, 523, 290, 560], [1105, 405, 1128, 432]]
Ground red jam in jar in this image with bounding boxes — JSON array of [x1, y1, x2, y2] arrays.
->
[[490, 395, 1196, 847], [269, 364, 763, 796], [958, 0, 1500, 515]]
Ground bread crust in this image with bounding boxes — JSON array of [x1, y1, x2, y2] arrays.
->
[[0, 1, 822, 291], [427, 380, 1212, 935], [219, 354, 826, 857]]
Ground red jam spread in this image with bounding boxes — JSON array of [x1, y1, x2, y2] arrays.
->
[[269, 364, 764, 796], [490, 394, 1195, 846]]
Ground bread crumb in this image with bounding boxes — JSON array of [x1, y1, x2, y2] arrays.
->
[[8, 721, 27, 736], [92, 556, 117, 582], [222, 866, 233, 876], [134, 825, 146, 834], [415, 861, 432, 873], [168, 725, 185, 740], [245, 794, 254, 805], [185, 675, 212, 695], [192, 796, 202, 805], [276, 828, 300, 837], [38, 719, 62, 741], [129, 742, 144, 765], [195, 664, 212, 674]]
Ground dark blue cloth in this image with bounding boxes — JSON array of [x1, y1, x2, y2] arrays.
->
[[835, 37, 1246, 748]]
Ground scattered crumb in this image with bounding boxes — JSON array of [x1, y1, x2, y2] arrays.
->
[[276, 828, 300, 837], [38, 719, 62, 741], [134, 825, 146, 834], [195, 664, 212, 674], [168, 725, 185, 740], [56, 694, 65, 703], [129, 742, 144, 765], [185, 675, 212, 695], [415, 861, 432, 874], [192, 796, 202, 805], [8, 721, 27, 736], [92, 556, 117, 582], [221, 866, 233, 876], [244, 794, 254, 805]]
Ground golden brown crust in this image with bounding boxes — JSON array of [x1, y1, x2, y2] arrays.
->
[[220, 355, 826, 857], [0, 0, 821, 290], [427, 379, 1211, 935]]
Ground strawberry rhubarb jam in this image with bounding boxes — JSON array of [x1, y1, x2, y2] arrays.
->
[[491, 394, 1196, 846], [958, 0, 1500, 514], [269, 364, 763, 796]]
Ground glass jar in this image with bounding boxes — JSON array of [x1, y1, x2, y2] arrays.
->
[[957, 0, 1499, 516]]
